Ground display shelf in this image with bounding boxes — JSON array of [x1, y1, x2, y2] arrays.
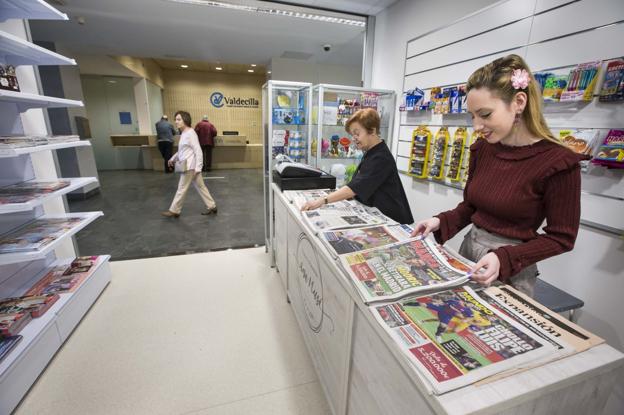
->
[[0, 177, 98, 214], [0, 211, 103, 266], [0, 139, 89, 158], [0, 90, 83, 112], [0, 30, 75, 66], [0, 256, 111, 414], [0, 0, 68, 22]]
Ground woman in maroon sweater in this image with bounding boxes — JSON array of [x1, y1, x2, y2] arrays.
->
[[412, 54, 587, 297]]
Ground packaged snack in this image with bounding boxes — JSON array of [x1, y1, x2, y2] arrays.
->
[[599, 58, 624, 102], [593, 129, 624, 169], [447, 127, 468, 181], [558, 129, 600, 155], [408, 126, 432, 179], [428, 126, 450, 180]]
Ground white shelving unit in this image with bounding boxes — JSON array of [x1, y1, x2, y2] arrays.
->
[[0, 0, 67, 22], [0, 29, 76, 66], [0, 139, 90, 157], [0, 177, 98, 213], [0, 3, 111, 414]]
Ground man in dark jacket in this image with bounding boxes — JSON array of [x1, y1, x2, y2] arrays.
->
[[155, 115, 177, 173], [195, 115, 217, 172]]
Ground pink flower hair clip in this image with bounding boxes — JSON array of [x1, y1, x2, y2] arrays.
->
[[511, 69, 530, 90]]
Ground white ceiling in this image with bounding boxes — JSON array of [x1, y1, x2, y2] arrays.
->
[[30, 0, 397, 68]]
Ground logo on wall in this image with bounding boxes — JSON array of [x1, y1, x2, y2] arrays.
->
[[296, 233, 324, 333], [210, 92, 225, 108], [210, 91, 259, 109]]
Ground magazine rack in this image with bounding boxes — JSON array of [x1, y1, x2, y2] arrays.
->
[[0, 4, 111, 414], [271, 184, 624, 415]]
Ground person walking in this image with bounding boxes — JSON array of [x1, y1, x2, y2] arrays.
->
[[161, 111, 218, 218], [195, 115, 217, 172], [155, 115, 176, 173]]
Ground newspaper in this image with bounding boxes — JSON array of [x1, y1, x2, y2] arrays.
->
[[341, 237, 470, 304], [370, 286, 563, 394], [321, 224, 413, 257], [301, 203, 387, 232], [283, 189, 332, 209]]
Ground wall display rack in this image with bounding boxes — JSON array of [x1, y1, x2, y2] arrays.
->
[[0, 3, 111, 413]]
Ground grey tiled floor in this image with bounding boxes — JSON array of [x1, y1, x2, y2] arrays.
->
[[69, 169, 264, 260]]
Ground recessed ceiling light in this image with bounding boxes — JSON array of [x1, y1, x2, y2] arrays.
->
[[180, 64, 189, 68], [248, 69, 254, 73], [267, 71, 272, 74], [251, 64, 257, 67], [215, 67, 223, 70], [108, 80, 117, 83]]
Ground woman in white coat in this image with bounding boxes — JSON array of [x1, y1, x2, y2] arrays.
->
[[161, 111, 218, 217]]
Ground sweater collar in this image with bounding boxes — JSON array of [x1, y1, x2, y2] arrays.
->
[[491, 139, 556, 160]]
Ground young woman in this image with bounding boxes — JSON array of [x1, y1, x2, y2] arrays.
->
[[301, 108, 413, 224], [412, 54, 587, 297], [161, 111, 218, 218]]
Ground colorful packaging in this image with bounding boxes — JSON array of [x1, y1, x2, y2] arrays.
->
[[447, 127, 468, 181], [428, 127, 450, 180], [462, 131, 482, 187], [599, 59, 624, 102], [558, 129, 600, 155], [408, 126, 432, 179], [560, 61, 601, 102], [542, 74, 568, 102], [0, 64, 19, 92], [593, 129, 624, 169]]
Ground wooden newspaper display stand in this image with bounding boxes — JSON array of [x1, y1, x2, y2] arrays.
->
[[271, 184, 624, 415]]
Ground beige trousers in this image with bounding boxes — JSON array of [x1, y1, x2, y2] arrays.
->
[[169, 171, 216, 214], [459, 225, 538, 298]]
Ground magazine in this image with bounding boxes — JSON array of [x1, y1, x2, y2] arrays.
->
[[0, 217, 85, 253], [0, 294, 59, 318], [370, 286, 561, 394], [0, 312, 32, 337], [26, 256, 102, 296], [0, 335, 22, 364], [0, 194, 38, 205], [340, 237, 471, 304], [322, 224, 413, 256], [0, 180, 70, 194]]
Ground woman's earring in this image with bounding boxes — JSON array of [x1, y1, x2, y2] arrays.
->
[[514, 112, 521, 125]]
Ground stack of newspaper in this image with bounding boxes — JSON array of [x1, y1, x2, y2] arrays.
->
[[294, 195, 605, 395], [0, 135, 79, 149]]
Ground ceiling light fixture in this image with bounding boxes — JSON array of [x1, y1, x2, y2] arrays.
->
[[267, 71, 272, 74], [248, 69, 254, 73], [215, 67, 223, 70], [251, 64, 257, 67], [164, 0, 366, 27], [180, 64, 189, 68]]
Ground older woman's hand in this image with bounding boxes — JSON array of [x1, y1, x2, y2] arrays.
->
[[301, 198, 325, 211]]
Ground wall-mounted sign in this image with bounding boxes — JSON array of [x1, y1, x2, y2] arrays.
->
[[210, 91, 259, 109]]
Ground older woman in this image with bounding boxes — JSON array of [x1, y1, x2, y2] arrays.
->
[[302, 108, 413, 224]]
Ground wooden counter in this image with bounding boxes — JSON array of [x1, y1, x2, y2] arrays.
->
[[270, 184, 624, 415]]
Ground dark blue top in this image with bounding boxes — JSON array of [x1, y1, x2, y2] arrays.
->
[[155, 119, 176, 142]]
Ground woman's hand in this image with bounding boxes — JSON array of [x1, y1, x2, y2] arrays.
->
[[301, 198, 325, 211], [470, 252, 500, 286], [410, 217, 440, 238], [168, 159, 174, 167]]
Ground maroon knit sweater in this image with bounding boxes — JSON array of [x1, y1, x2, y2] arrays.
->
[[434, 138, 588, 281]]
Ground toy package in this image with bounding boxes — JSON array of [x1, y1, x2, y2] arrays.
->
[[447, 127, 468, 181], [273, 108, 303, 125], [461, 131, 482, 187], [599, 58, 624, 102], [592, 129, 624, 169], [272, 129, 287, 158], [539, 73, 568, 102], [408, 126, 432, 178], [288, 131, 306, 162], [560, 61, 601, 102], [428, 127, 450, 179], [0, 64, 19, 92]]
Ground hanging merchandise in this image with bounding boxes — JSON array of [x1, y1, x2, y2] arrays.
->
[[447, 127, 468, 181], [536, 72, 568, 102], [0, 64, 20, 92], [558, 129, 601, 155], [458, 85, 467, 113], [402, 88, 425, 111], [272, 129, 287, 158], [430, 87, 442, 114], [462, 131, 482, 187], [428, 127, 450, 179], [560, 61, 601, 102], [361, 92, 380, 110], [593, 129, 624, 168], [337, 98, 360, 125], [288, 131, 306, 162], [408, 126, 432, 179], [599, 58, 624, 102]]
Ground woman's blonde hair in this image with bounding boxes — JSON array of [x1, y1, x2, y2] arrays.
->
[[466, 54, 561, 145]]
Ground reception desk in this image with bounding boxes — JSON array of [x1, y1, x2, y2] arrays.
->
[[110, 135, 262, 170], [270, 184, 624, 415]]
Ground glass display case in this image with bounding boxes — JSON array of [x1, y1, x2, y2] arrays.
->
[[310, 84, 396, 186], [262, 81, 312, 255]]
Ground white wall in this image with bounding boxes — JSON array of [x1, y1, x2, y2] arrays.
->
[[270, 57, 362, 86]]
